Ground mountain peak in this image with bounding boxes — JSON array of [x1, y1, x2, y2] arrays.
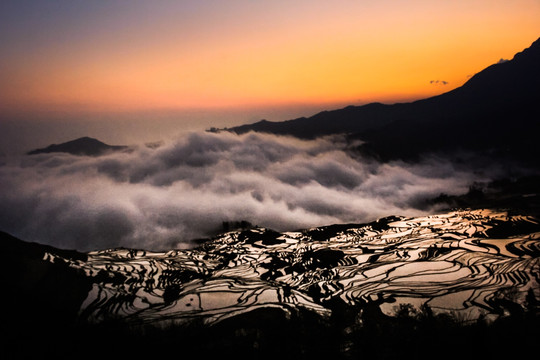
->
[[28, 137, 128, 156], [457, 36, 540, 94], [513, 36, 540, 59]]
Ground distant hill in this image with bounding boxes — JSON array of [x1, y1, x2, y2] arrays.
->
[[27, 136, 128, 156], [227, 37, 540, 165]]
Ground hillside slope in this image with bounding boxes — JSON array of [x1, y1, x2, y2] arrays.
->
[[3, 208, 539, 358], [227, 37, 540, 164]]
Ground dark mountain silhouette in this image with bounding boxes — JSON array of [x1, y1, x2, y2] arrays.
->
[[0, 230, 92, 358], [226, 101, 399, 139], [227, 37, 540, 165], [27, 136, 128, 156]]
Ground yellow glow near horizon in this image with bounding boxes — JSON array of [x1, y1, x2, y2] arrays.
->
[[1, 0, 539, 116]]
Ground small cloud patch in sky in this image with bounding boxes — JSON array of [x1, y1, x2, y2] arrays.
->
[[430, 80, 448, 85]]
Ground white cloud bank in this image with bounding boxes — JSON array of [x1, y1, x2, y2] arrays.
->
[[0, 131, 504, 251]]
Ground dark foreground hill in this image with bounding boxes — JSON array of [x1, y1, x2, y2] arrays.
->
[[27, 136, 128, 156], [2, 208, 539, 359], [226, 37, 540, 165]]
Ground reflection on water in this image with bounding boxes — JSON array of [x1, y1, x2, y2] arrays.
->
[[44, 209, 540, 326]]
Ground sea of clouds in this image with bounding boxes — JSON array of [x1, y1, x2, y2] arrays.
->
[[0, 131, 508, 251]]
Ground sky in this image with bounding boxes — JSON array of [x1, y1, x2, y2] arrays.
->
[[1, 0, 539, 123], [0, 1, 539, 251]]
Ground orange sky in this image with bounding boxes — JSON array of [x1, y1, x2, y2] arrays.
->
[[1, 0, 539, 117]]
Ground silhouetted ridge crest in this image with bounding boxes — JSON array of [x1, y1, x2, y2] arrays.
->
[[226, 37, 540, 165]]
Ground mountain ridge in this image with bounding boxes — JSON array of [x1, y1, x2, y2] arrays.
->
[[226, 37, 540, 164]]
